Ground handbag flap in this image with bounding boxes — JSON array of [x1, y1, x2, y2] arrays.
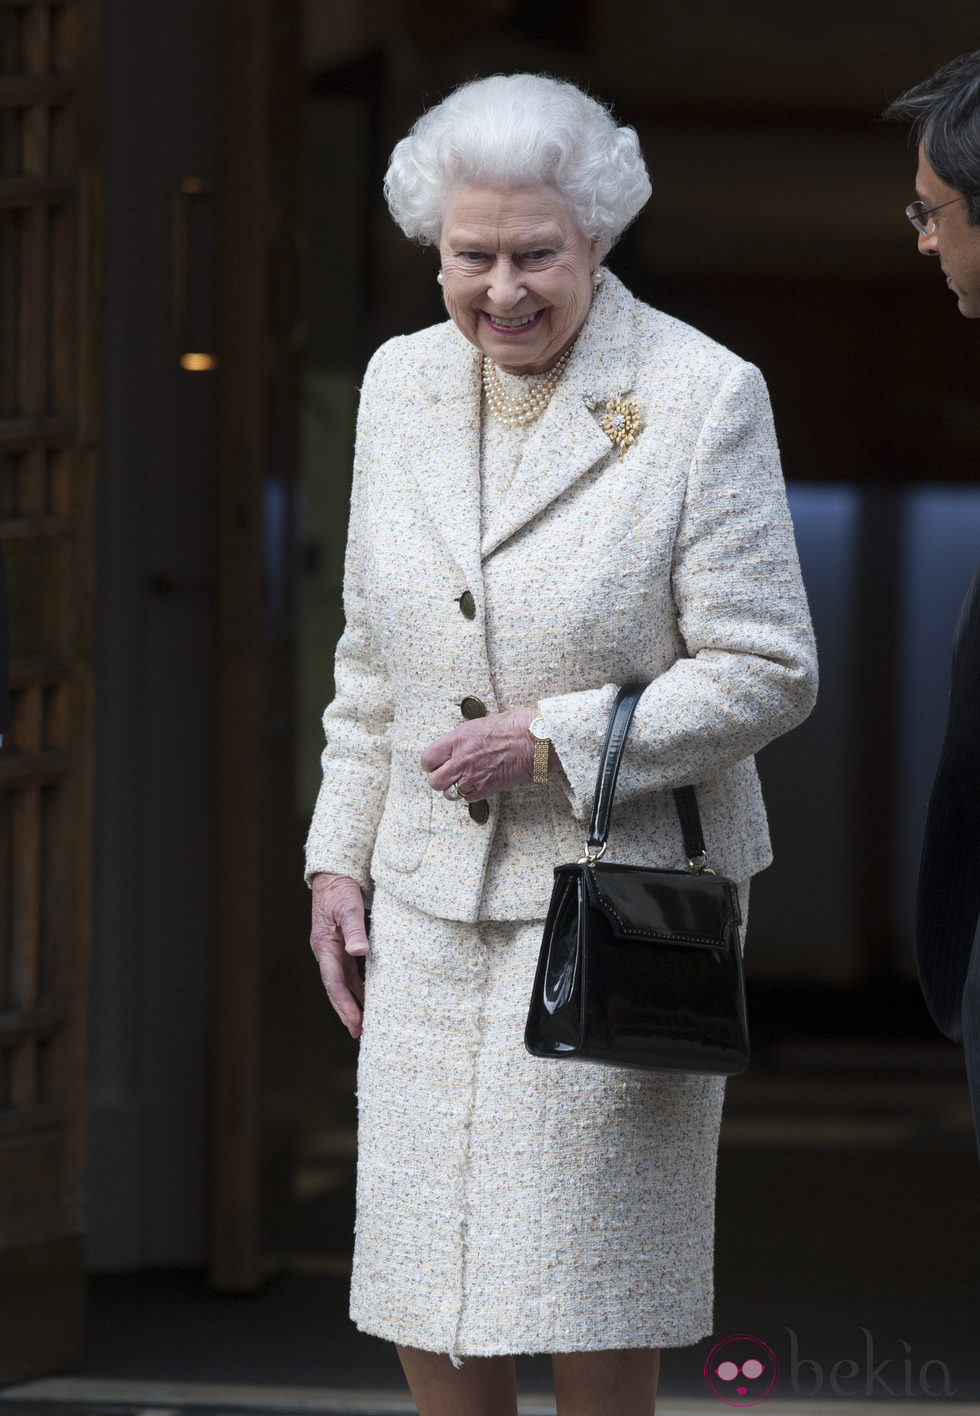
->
[[584, 861, 740, 946]]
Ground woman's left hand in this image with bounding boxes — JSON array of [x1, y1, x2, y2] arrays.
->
[[421, 705, 539, 801]]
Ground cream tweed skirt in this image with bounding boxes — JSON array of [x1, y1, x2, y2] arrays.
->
[[349, 884, 747, 1358]]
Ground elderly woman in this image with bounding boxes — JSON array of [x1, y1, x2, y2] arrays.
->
[[306, 74, 816, 1416]]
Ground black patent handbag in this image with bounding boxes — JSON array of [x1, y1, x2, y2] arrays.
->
[[524, 682, 750, 1075]]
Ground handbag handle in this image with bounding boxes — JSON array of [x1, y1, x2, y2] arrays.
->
[[585, 681, 709, 872]]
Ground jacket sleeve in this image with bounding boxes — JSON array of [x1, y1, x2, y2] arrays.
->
[[304, 355, 394, 889], [539, 360, 818, 819], [914, 563, 980, 1040]]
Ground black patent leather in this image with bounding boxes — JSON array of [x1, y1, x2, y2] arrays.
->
[[587, 683, 647, 854], [526, 681, 750, 1076], [530, 870, 583, 1054], [525, 862, 749, 1075], [586, 861, 741, 941], [587, 683, 705, 861]]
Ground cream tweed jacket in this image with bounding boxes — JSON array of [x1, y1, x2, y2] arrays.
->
[[306, 271, 817, 918]]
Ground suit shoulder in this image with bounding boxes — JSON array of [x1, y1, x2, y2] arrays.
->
[[635, 301, 757, 376], [362, 320, 466, 385]]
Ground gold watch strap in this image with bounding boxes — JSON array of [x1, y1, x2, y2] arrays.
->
[[533, 735, 550, 784]]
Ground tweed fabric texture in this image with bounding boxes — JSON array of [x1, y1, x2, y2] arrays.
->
[[305, 271, 817, 922], [350, 885, 748, 1357], [306, 270, 816, 1356], [479, 372, 535, 540]]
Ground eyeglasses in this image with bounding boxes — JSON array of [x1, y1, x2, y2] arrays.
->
[[905, 196, 964, 235]]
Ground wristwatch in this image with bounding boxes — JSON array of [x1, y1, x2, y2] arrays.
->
[[529, 715, 551, 784]]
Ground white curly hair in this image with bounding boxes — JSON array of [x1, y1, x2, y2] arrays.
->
[[384, 74, 651, 257]]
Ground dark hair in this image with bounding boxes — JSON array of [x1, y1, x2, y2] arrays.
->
[[884, 50, 980, 224]]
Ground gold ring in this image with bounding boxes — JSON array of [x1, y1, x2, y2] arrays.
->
[[447, 781, 468, 803]]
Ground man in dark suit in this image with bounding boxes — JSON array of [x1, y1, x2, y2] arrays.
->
[[885, 52, 980, 1156]]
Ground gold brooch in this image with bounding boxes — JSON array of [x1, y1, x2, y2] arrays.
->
[[599, 395, 643, 460]]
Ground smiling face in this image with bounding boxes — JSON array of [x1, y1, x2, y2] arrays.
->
[[915, 143, 980, 318], [437, 186, 600, 375]]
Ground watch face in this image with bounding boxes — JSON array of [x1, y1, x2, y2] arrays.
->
[[530, 716, 550, 740]]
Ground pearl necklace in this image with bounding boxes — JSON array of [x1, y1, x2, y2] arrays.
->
[[482, 347, 572, 428]]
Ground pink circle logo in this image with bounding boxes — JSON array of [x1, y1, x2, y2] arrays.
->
[[704, 1333, 780, 1407]]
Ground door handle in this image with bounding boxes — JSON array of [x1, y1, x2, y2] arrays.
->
[[173, 177, 218, 371]]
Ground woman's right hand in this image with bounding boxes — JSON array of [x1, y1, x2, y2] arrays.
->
[[310, 872, 369, 1039]]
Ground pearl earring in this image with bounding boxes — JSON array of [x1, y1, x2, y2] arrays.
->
[[437, 271, 444, 286], [592, 270, 604, 290]]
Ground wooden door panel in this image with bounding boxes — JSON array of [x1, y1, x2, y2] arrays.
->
[[0, 0, 98, 1381]]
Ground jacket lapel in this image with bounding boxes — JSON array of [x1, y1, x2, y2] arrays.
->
[[480, 271, 639, 559], [402, 327, 486, 599], [398, 272, 641, 582]]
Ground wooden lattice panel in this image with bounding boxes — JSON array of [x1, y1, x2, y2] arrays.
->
[[0, 0, 97, 1381]]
